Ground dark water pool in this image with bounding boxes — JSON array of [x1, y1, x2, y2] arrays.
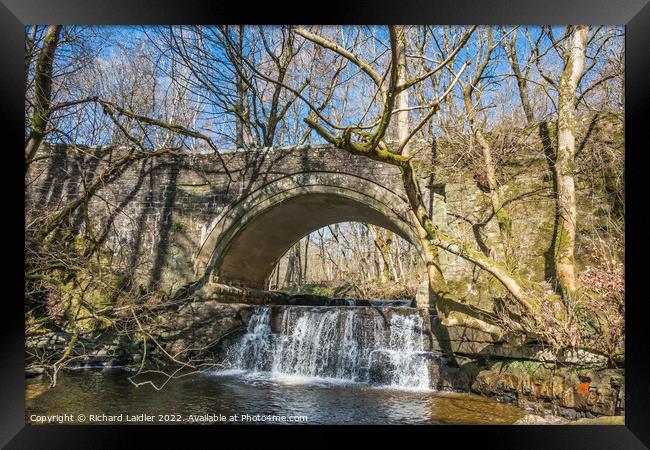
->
[[26, 369, 527, 425]]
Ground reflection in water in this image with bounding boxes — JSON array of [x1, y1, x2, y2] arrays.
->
[[26, 370, 526, 425]]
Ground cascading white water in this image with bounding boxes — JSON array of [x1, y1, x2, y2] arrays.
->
[[222, 306, 439, 390], [232, 307, 273, 373], [381, 313, 432, 388]]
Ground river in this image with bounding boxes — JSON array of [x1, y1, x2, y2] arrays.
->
[[26, 369, 527, 425], [27, 305, 532, 425]]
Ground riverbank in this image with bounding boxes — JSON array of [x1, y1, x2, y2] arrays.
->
[[439, 360, 624, 420]]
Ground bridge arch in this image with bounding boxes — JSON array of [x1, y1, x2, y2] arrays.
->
[[194, 171, 425, 289]]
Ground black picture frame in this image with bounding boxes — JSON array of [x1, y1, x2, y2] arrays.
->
[[3, 0, 648, 447]]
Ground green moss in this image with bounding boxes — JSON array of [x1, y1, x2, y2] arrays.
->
[[495, 359, 559, 376], [445, 279, 470, 299], [553, 220, 575, 265], [172, 220, 186, 232]]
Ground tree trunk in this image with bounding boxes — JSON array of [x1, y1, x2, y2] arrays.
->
[[554, 25, 589, 297], [317, 230, 329, 280], [388, 250, 399, 282], [295, 243, 303, 285], [25, 25, 38, 88], [334, 224, 341, 280], [372, 226, 392, 282], [395, 239, 405, 281], [393, 26, 410, 156], [474, 126, 513, 268], [504, 30, 535, 124], [235, 25, 245, 148], [283, 246, 296, 287], [303, 234, 309, 284], [25, 25, 62, 169]]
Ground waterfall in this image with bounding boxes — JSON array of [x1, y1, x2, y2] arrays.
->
[[222, 306, 441, 390]]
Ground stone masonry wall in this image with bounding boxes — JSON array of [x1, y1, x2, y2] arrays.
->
[[26, 124, 614, 298]]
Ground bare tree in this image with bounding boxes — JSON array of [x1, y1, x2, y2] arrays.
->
[[506, 26, 600, 296], [25, 25, 62, 168], [460, 26, 515, 268], [294, 25, 539, 335], [553, 25, 590, 296]]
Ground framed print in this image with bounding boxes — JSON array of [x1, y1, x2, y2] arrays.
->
[[2, 0, 648, 447]]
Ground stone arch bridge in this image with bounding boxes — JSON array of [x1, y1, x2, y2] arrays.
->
[[27, 142, 557, 305], [26, 140, 621, 401]]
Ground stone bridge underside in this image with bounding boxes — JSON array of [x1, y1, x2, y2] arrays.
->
[[196, 172, 423, 288]]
